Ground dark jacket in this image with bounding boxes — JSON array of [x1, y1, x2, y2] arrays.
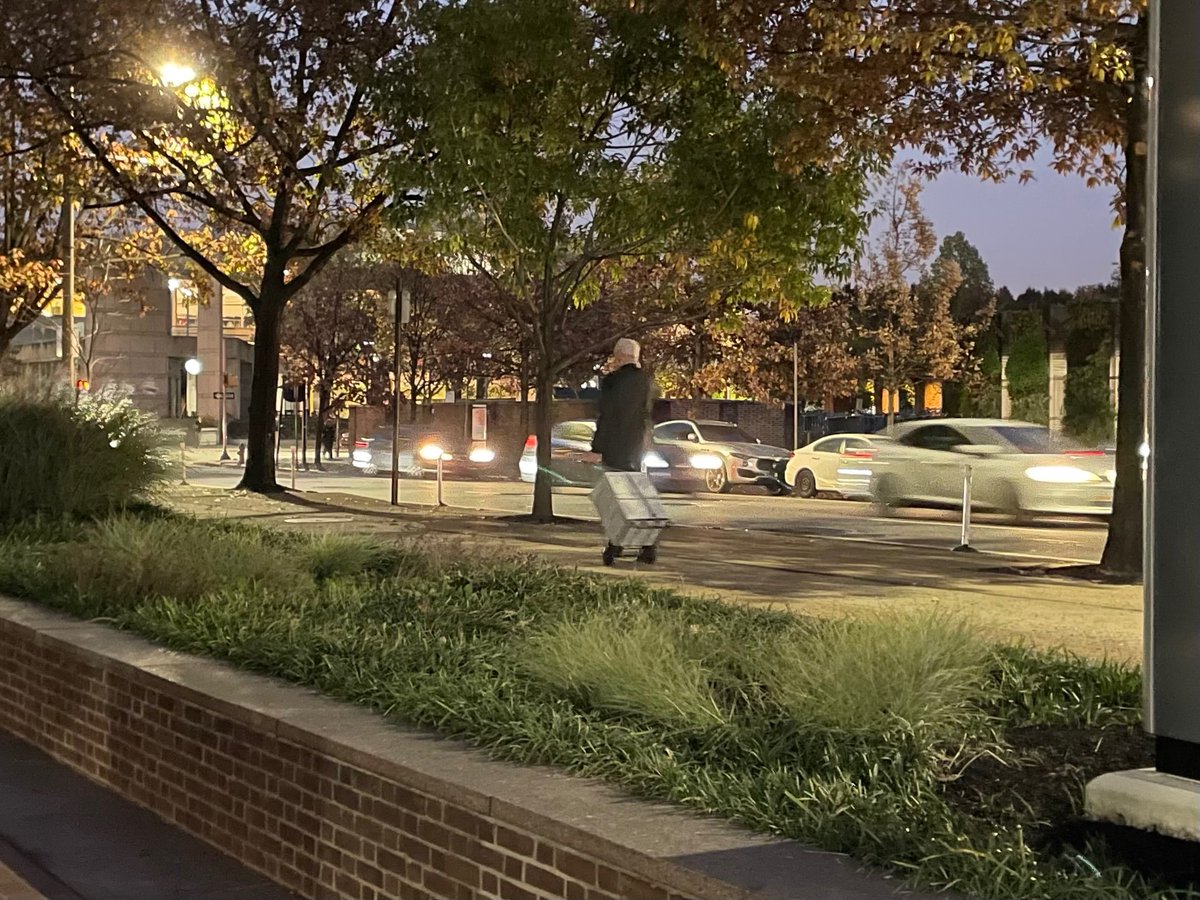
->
[[591, 364, 652, 471]]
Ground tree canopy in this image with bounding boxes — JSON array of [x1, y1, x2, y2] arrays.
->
[[384, 0, 876, 519]]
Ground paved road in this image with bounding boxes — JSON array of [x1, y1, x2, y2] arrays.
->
[[187, 466, 1108, 563]]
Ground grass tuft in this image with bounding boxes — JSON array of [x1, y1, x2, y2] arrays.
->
[[524, 608, 726, 728]]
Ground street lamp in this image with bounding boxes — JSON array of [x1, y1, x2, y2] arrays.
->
[[160, 62, 197, 87], [184, 357, 202, 417]]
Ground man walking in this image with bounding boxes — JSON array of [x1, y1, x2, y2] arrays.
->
[[591, 338, 659, 563]]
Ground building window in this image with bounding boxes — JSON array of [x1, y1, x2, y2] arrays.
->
[[169, 280, 197, 336]]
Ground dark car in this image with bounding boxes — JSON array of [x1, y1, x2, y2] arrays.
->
[[518, 420, 714, 492], [653, 420, 791, 494], [352, 425, 501, 479]]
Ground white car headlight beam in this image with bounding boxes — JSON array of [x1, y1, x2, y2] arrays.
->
[[1024, 465, 1100, 484]]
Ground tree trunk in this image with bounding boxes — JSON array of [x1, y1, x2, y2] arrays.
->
[[237, 295, 284, 492], [531, 354, 555, 522], [1100, 17, 1149, 580]]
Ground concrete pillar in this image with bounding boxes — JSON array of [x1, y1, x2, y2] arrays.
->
[[1084, 0, 1200, 841], [1048, 348, 1067, 433], [196, 284, 222, 425], [999, 355, 1012, 419], [1109, 348, 1121, 416]]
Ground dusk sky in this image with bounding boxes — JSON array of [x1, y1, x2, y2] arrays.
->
[[916, 150, 1122, 295]]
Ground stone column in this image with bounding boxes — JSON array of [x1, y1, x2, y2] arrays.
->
[[1047, 345, 1068, 433], [999, 355, 1012, 419]]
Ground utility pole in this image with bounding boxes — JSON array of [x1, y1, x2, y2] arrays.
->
[[214, 275, 230, 460], [61, 197, 76, 390]]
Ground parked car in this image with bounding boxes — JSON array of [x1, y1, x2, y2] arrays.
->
[[352, 425, 500, 479], [784, 434, 894, 499], [867, 419, 1115, 518], [518, 420, 716, 492], [652, 420, 791, 494]]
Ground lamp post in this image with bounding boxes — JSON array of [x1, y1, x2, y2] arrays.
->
[[184, 357, 202, 417], [387, 285, 412, 506]]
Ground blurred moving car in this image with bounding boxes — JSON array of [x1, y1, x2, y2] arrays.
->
[[868, 418, 1114, 518], [653, 420, 791, 494], [784, 433, 893, 499], [352, 425, 499, 479], [519, 420, 715, 492]]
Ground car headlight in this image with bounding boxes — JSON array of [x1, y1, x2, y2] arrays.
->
[[689, 453, 723, 470], [469, 447, 496, 463], [1025, 466, 1100, 484], [643, 451, 670, 469]]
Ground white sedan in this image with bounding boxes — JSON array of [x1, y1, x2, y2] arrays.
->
[[783, 434, 892, 499], [868, 419, 1114, 518]]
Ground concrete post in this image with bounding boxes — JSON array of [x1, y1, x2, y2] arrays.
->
[[1084, 0, 1200, 842]]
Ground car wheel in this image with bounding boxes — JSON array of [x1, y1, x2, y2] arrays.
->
[[794, 469, 817, 499], [705, 466, 731, 494], [1001, 482, 1032, 526]]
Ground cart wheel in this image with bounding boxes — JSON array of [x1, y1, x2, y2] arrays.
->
[[602, 543, 618, 567], [637, 545, 658, 565]]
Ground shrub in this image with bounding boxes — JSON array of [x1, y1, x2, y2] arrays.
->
[[759, 610, 993, 746], [524, 608, 726, 728], [0, 387, 167, 523]]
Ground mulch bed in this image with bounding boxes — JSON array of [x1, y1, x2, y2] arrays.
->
[[946, 725, 1199, 891]]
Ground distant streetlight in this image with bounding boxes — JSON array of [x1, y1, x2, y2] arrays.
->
[[184, 357, 201, 417], [167, 277, 182, 292], [160, 62, 197, 87]]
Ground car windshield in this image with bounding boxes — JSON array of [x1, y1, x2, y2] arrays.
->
[[988, 426, 1057, 453], [696, 422, 756, 443]]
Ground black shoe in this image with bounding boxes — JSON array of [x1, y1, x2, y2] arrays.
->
[[602, 543, 619, 567], [637, 545, 658, 565]]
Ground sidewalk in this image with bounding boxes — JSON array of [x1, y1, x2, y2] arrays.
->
[[168, 485, 1144, 662], [0, 731, 297, 900]]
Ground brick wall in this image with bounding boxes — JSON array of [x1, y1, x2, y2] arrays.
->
[[1, 598, 859, 900]]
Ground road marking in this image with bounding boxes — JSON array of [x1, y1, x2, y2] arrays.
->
[[0, 860, 45, 900]]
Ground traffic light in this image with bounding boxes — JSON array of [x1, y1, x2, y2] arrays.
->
[[74, 379, 90, 393]]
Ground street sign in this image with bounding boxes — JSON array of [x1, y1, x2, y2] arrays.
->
[[212, 391, 234, 399], [471, 404, 487, 442]]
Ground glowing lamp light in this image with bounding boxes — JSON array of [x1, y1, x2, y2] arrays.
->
[[184, 358, 203, 376], [419, 444, 445, 462], [160, 62, 197, 87]]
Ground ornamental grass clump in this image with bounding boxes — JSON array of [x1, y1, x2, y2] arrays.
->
[[524, 607, 726, 728], [63, 516, 301, 606], [0, 387, 167, 523], [760, 610, 994, 756]]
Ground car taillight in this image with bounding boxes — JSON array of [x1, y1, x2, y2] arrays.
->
[[354, 440, 369, 449], [524, 435, 536, 451], [1064, 449, 1105, 457], [843, 449, 876, 459]]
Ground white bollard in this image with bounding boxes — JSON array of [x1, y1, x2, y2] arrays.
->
[[953, 463, 977, 553], [436, 455, 445, 507], [291, 447, 298, 491], [180, 442, 188, 485]]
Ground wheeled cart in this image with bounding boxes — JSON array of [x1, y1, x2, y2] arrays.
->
[[590, 470, 669, 566]]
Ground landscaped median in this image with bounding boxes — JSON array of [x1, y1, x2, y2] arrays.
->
[[0, 512, 1187, 900], [0, 389, 1189, 900]]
